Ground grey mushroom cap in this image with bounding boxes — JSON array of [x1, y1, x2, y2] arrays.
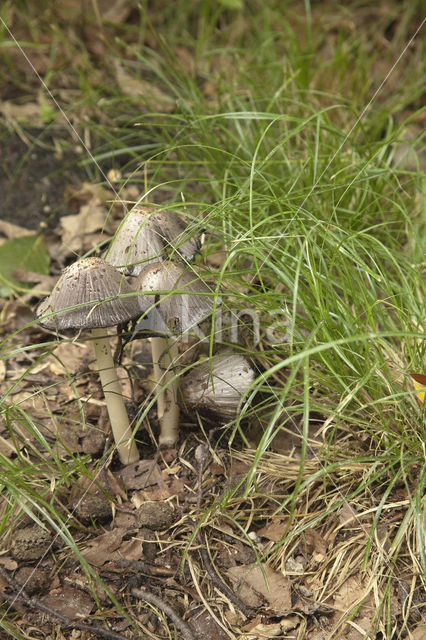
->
[[132, 260, 218, 334], [180, 354, 255, 419], [104, 207, 200, 276], [36, 257, 145, 331]]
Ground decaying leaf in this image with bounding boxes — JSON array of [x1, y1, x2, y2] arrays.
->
[[113, 60, 175, 111], [59, 200, 110, 256], [120, 460, 167, 491], [257, 517, 289, 542], [0, 220, 34, 239], [81, 528, 126, 566], [40, 585, 93, 620], [410, 373, 426, 406], [227, 564, 291, 614]]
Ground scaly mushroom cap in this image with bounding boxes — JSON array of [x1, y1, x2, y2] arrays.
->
[[105, 207, 200, 276], [180, 354, 255, 419], [36, 257, 144, 331], [133, 260, 217, 334]]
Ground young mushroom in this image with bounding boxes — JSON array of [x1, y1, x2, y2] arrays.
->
[[180, 353, 255, 420], [132, 260, 218, 446], [36, 257, 144, 464], [104, 206, 200, 276]]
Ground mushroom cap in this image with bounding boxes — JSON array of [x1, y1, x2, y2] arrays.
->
[[36, 257, 144, 331], [180, 354, 255, 419], [104, 207, 200, 276], [132, 260, 218, 334]]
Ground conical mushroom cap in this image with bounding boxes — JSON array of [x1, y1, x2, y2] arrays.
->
[[105, 207, 200, 276], [133, 260, 217, 334], [180, 354, 255, 419], [36, 257, 144, 331]]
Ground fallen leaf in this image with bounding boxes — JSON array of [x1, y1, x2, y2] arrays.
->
[[331, 575, 367, 612], [304, 528, 327, 557], [120, 460, 166, 491], [410, 373, 426, 406], [257, 517, 289, 542], [411, 624, 426, 640], [0, 101, 43, 126], [119, 538, 143, 562], [48, 342, 90, 376], [0, 220, 33, 239], [227, 564, 291, 614], [59, 200, 108, 255], [81, 528, 126, 566], [113, 60, 175, 112], [0, 557, 18, 570], [40, 585, 93, 620]]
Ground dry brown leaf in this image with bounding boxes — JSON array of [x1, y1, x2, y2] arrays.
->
[[119, 538, 143, 562], [81, 528, 126, 566], [304, 527, 327, 557], [0, 556, 18, 571], [48, 342, 90, 376], [339, 501, 360, 526], [0, 436, 19, 458], [227, 564, 291, 614], [331, 575, 367, 612], [257, 517, 289, 542], [113, 60, 174, 111], [243, 620, 283, 637], [59, 200, 109, 255], [0, 220, 34, 239], [411, 624, 426, 640], [0, 360, 5, 383], [0, 101, 43, 126], [121, 460, 166, 491], [40, 585, 93, 620]]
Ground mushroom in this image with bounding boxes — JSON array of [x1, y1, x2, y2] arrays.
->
[[104, 206, 200, 276], [36, 257, 144, 464], [180, 354, 255, 420], [132, 261, 218, 446]]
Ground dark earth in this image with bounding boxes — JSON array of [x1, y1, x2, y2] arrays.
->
[[0, 128, 87, 229]]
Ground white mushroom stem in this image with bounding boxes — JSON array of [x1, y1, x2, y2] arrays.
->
[[92, 328, 139, 464], [151, 336, 180, 446]]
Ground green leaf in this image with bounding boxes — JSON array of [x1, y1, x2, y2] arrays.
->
[[0, 234, 50, 297]]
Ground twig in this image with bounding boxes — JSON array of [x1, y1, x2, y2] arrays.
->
[[131, 587, 196, 640], [197, 536, 254, 619], [0, 567, 130, 640], [1, 593, 129, 640], [194, 446, 255, 619]]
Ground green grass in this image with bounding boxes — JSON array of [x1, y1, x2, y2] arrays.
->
[[0, 1, 425, 638]]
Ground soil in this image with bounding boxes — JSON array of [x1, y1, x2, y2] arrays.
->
[[0, 127, 87, 230]]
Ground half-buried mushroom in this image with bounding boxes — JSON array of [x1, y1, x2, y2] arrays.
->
[[104, 206, 200, 276], [132, 260, 218, 446], [36, 257, 144, 464], [180, 353, 255, 420]]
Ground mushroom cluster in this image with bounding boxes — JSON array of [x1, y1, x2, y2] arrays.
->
[[36, 204, 254, 464], [36, 257, 143, 464]]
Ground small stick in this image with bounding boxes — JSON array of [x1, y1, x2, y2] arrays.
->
[[131, 587, 196, 640], [0, 589, 128, 640], [197, 535, 253, 618], [194, 447, 254, 619]]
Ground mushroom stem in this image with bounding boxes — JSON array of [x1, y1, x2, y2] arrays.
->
[[151, 336, 167, 420], [151, 336, 180, 446], [92, 328, 139, 464]]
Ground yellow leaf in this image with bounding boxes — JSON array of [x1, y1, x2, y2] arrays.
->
[[410, 373, 426, 406]]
